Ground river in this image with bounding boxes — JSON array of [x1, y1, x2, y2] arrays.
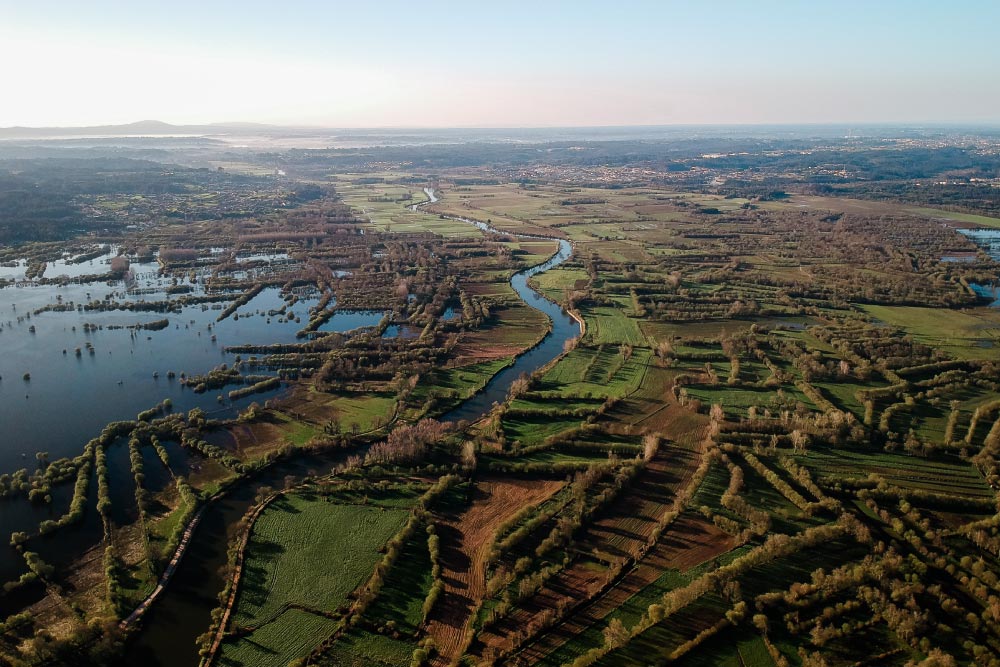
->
[[124, 187, 581, 665], [412, 189, 583, 421]]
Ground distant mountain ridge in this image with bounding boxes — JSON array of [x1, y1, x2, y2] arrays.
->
[[0, 120, 278, 138]]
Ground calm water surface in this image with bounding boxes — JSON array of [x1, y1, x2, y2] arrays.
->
[[960, 228, 1000, 306], [0, 255, 386, 584]]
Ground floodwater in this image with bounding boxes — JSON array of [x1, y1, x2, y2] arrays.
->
[[124, 451, 348, 667], [959, 229, 1000, 259], [0, 285, 303, 471], [126, 188, 581, 665], [0, 252, 388, 586], [959, 228, 1000, 306]]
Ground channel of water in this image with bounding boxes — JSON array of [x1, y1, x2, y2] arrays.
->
[[125, 187, 582, 665]]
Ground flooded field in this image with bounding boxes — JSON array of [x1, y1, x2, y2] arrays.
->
[[960, 228, 1000, 305], [0, 249, 382, 471]]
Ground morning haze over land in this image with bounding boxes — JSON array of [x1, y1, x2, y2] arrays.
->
[[2, 2, 1000, 667]]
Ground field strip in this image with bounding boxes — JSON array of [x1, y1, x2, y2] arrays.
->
[[425, 478, 565, 664]]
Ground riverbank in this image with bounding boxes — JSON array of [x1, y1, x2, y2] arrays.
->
[[123, 184, 582, 665], [416, 188, 583, 423]]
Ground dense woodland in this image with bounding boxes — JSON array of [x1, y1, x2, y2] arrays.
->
[[0, 158, 318, 243]]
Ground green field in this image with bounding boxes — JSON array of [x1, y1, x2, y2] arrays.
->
[[685, 384, 815, 420], [904, 206, 1000, 229], [582, 306, 649, 346], [325, 392, 399, 431], [219, 608, 340, 667], [409, 357, 514, 414], [528, 346, 651, 399], [338, 178, 483, 237], [503, 415, 584, 447], [218, 495, 410, 666], [802, 447, 992, 498], [675, 627, 775, 667], [360, 523, 434, 634], [860, 304, 1000, 360], [315, 628, 415, 667], [532, 266, 590, 299]]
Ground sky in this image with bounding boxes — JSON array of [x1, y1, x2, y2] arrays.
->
[[1, 0, 998, 128]]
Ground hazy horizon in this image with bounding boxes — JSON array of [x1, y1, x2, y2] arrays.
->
[[2, 0, 999, 128], [5, 119, 1000, 131]]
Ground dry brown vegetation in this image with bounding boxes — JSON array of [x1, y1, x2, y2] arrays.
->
[[426, 478, 565, 663]]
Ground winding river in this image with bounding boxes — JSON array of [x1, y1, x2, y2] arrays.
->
[[415, 189, 583, 421], [125, 187, 581, 665]]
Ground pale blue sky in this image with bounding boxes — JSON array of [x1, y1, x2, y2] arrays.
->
[[1, 0, 997, 127]]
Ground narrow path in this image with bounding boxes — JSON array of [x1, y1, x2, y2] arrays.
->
[[120, 502, 206, 630]]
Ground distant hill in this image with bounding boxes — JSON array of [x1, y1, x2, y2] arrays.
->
[[0, 120, 279, 138]]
